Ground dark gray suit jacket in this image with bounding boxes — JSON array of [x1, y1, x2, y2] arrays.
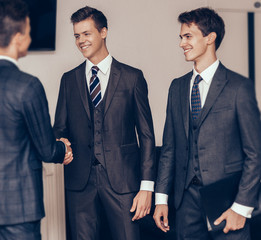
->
[[53, 58, 155, 194], [0, 60, 65, 225], [156, 63, 261, 210]]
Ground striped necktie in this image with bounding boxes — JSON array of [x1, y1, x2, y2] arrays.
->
[[90, 66, 102, 107], [191, 74, 203, 120]]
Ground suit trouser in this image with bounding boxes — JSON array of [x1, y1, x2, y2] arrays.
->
[[66, 163, 140, 240], [0, 220, 41, 240], [175, 183, 250, 240]]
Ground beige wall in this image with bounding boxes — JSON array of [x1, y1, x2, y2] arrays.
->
[[17, 0, 260, 239]]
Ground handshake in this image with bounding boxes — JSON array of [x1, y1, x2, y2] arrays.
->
[[57, 138, 73, 165]]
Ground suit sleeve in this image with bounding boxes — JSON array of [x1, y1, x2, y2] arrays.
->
[[235, 78, 261, 208], [22, 77, 65, 163], [155, 83, 176, 195], [134, 70, 156, 181], [53, 74, 69, 139]]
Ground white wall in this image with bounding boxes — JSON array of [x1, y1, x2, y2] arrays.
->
[[17, 0, 260, 239], [209, 0, 261, 13]]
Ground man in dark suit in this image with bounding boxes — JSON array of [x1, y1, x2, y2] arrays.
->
[[153, 7, 261, 240], [0, 0, 73, 239], [53, 6, 156, 240]]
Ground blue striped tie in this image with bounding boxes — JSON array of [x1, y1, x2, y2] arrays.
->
[[90, 66, 101, 108], [191, 74, 203, 120]]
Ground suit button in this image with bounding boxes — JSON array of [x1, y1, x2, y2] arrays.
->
[[183, 167, 187, 171], [194, 167, 199, 171], [193, 125, 197, 130], [194, 154, 198, 159]]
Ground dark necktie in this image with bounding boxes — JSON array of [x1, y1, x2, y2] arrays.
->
[[191, 74, 203, 120], [90, 66, 101, 107]]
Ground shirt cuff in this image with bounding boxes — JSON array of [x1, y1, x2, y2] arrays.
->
[[155, 193, 168, 205], [140, 180, 154, 192], [231, 202, 254, 218]]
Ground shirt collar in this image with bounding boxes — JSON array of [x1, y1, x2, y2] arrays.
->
[[0, 55, 18, 67], [86, 54, 112, 75], [192, 59, 220, 84]]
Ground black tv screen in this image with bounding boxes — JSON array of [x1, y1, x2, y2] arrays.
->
[[24, 0, 57, 51]]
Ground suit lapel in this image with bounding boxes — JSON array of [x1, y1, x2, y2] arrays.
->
[[180, 72, 192, 140], [103, 58, 121, 117], [198, 63, 228, 127], [75, 61, 91, 120]]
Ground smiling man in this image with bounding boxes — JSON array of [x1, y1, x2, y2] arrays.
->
[[153, 7, 261, 240], [53, 6, 156, 240]]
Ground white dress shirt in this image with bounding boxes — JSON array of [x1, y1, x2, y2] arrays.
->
[[190, 59, 219, 109], [85, 54, 154, 192], [85, 54, 112, 98], [156, 60, 253, 218]]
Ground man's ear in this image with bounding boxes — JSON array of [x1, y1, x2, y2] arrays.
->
[[207, 32, 217, 45], [100, 27, 108, 39], [11, 32, 22, 47]]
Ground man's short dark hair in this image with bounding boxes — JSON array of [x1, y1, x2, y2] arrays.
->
[[0, 0, 29, 48], [71, 6, 107, 32], [178, 7, 225, 50]]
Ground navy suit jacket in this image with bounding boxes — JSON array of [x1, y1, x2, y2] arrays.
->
[[53, 58, 156, 194], [0, 60, 65, 225], [156, 63, 261, 210]]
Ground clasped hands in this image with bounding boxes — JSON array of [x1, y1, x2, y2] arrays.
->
[[57, 138, 73, 165]]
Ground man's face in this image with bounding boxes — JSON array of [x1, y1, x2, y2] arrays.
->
[[18, 17, 31, 58], [179, 23, 209, 63], [73, 18, 107, 64]]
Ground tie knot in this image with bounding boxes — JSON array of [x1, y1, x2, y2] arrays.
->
[[91, 66, 99, 76], [194, 75, 203, 84]]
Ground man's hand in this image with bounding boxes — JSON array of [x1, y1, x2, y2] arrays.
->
[[153, 204, 170, 232], [58, 138, 73, 165], [214, 208, 246, 234], [130, 190, 152, 221]]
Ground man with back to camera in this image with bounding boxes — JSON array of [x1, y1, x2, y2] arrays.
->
[[0, 0, 73, 239], [53, 5, 156, 240], [153, 7, 261, 240]]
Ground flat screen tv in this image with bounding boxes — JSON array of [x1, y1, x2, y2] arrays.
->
[[24, 0, 57, 51]]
